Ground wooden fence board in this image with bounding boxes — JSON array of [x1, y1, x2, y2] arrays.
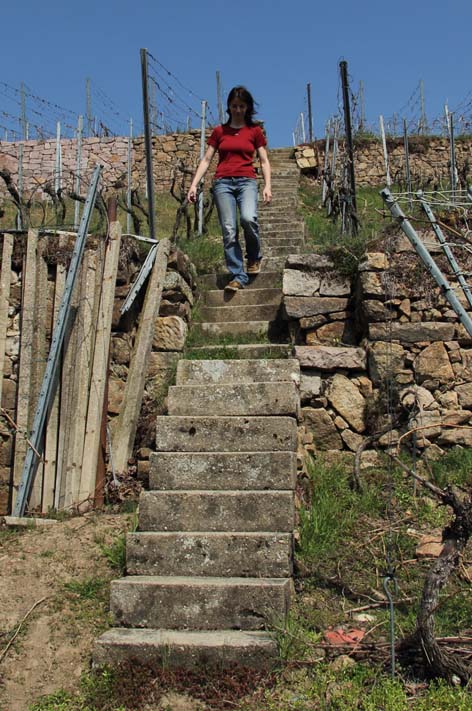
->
[[67, 251, 97, 508], [29, 241, 49, 510], [80, 223, 121, 508], [111, 238, 171, 473], [0, 233, 14, 409], [43, 263, 65, 513], [12, 229, 38, 510]]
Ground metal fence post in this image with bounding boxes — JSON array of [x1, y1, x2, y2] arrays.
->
[[322, 120, 331, 204], [74, 115, 83, 229], [127, 118, 133, 234], [140, 48, 157, 239], [379, 115, 391, 187], [449, 112, 457, 199], [198, 100, 207, 236], [339, 60, 358, 234], [17, 144, 24, 230], [403, 119, 412, 207], [307, 83, 313, 142], [55, 122, 62, 195], [216, 71, 224, 124]]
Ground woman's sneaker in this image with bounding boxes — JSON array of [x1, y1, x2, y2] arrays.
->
[[247, 259, 262, 274], [224, 280, 244, 292]]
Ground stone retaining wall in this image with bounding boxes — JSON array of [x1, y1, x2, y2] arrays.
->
[[295, 136, 472, 188], [283, 235, 472, 465], [1, 133, 470, 201], [0, 132, 207, 199]]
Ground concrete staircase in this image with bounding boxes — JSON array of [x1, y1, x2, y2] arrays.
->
[[94, 148, 303, 670]]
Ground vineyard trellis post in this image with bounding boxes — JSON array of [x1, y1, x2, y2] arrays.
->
[[17, 144, 24, 230], [54, 121, 62, 195], [140, 48, 157, 240], [216, 70, 224, 124], [448, 112, 457, 198], [307, 82, 313, 142], [198, 99, 207, 236], [322, 119, 331, 204], [74, 115, 84, 229], [127, 117, 133, 233], [379, 114, 391, 187], [339, 60, 358, 234], [403, 119, 412, 206]]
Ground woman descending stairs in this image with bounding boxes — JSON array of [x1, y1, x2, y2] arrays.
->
[[94, 149, 303, 669]]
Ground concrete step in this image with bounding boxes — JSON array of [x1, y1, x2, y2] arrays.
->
[[184, 343, 292, 360], [197, 303, 281, 323], [176, 358, 300, 385], [202, 287, 282, 307], [198, 271, 281, 290], [191, 320, 272, 339], [261, 238, 304, 248], [94, 628, 278, 670], [149, 451, 297, 490], [110, 576, 292, 631], [264, 245, 301, 257], [260, 218, 305, 228], [154, 415, 298, 452], [138, 490, 295, 532], [168, 381, 299, 417], [126, 531, 293, 577], [262, 256, 289, 271]]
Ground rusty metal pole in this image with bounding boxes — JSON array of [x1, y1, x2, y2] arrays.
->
[[140, 48, 157, 240], [339, 60, 358, 234]]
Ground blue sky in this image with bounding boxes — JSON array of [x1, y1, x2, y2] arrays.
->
[[1, 0, 471, 147]]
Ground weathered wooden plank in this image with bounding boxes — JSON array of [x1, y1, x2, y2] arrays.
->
[[111, 239, 171, 473], [0, 233, 14, 409], [67, 251, 97, 507], [80, 223, 122, 508], [29, 240, 49, 510], [42, 262, 65, 513], [12, 229, 38, 510], [55, 271, 81, 511]]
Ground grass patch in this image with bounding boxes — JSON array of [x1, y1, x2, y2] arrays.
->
[[429, 446, 472, 489], [99, 533, 127, 575], [298, 179, 390, 276], [176, 232, 224, 274], [29, 668, 125, 711], [64, 577, 107, 601], [184, 345, 291, 360]]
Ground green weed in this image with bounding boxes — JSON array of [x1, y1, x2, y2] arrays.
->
[[64, 578, 107, 601], [29, 668, 126, 711], [429, 446, 472, 489], [99, 533, 127, 575]]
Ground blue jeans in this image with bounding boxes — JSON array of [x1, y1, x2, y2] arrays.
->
[[212, 177, 262, 286]]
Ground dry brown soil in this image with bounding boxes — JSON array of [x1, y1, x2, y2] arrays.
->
[[0, 512, 130, 711]]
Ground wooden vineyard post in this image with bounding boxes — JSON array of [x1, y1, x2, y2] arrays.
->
[[12, 229, 38, 510], [111, 238, 171, 473], [79, 219, 121, 509], [0, 233, 14, 409]]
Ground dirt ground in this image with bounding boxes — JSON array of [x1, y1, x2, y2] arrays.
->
[[0, 511, 131, 711]]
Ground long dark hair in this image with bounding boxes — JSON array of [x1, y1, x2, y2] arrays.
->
[[226, 86, 258, 126]]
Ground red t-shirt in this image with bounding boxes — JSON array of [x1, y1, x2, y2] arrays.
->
[[208, 124, 266, 179]]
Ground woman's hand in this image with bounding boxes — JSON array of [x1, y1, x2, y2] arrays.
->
[[262, 186, 272, 203], [187, 185, 198, 203]]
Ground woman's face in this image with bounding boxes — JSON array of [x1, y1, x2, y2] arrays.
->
[[228, 98, 248, 124]]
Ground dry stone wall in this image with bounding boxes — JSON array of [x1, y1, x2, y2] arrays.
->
[[283, 236, 472, 466], [295, 136, 472, 188], [2, 133, 471, 201], [0, 131, 206, 199]]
